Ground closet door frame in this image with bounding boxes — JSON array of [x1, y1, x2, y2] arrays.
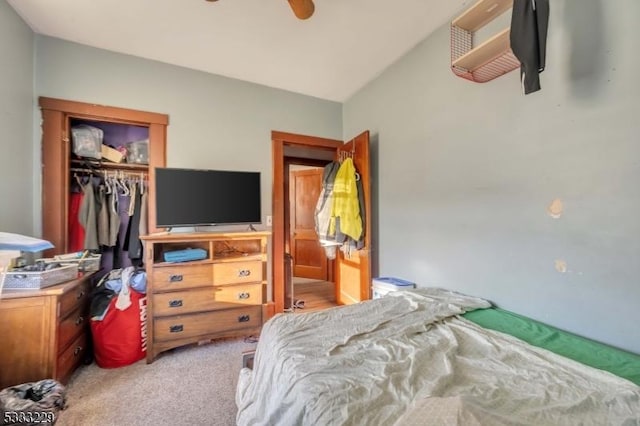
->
[[39, 97, 168, 255]]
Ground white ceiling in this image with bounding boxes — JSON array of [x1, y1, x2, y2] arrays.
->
[[8, 0, 469, 102]]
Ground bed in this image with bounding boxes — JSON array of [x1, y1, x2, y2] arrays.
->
[[236, 288, 640, 425]]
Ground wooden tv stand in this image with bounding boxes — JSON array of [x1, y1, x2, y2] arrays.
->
[[141, 231, 270, 363]]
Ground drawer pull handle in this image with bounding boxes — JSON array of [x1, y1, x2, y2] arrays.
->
[[77, 291, 85, 300], [238, 269, 251, 277], [169, 274, 184, 282], [238, 292, 250, 300], [73, 346, 83, 356], [170, 325, 184, 333], [75, 316, 84, 326], [169, 299, 183, 308], [238, 315, 250, 323]]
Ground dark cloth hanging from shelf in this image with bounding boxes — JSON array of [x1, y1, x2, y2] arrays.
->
[[510, 0, 550, 94]]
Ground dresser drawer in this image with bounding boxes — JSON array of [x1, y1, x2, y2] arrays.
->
[[58, 280, 90, 319], [152, 264, 212, 291], [58, 306, 86, 354], [153, 283, 262, 316], [214, 283, 262, 305], [56, 332, 88, 384], [154, 305, 262, 342], [213, 261, 262, 285]]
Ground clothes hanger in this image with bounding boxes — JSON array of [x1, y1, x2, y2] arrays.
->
[[139, 172, 145, 195], [103, 171, 112, 194], [114, 172, 130, 196], [73, 172, 83, 187]]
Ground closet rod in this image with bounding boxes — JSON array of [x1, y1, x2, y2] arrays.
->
[[69, 167, 99, 174], [70, 167, 148, 179]]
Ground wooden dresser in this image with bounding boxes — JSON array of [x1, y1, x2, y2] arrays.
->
[[141, 231, 270, 363], [0, 273, 94, 389]]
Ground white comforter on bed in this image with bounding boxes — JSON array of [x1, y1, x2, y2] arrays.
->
[[236, 289, 640, 425]]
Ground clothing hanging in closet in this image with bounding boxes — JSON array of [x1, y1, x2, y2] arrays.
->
[[68, 170, 148, 271], [315, 161, 341, 259], [330, 157, 362, 242], [78, 180, 98, 251], [68, 186, 85, 253], [314, 155, 365, 259]]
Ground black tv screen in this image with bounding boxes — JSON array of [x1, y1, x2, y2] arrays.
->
[[155, 167, 261, 227]]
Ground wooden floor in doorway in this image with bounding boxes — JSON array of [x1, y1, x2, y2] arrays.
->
[[289, 277, 338, 313]]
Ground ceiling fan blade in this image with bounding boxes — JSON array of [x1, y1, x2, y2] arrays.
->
[[205, 0, 314, 20], [288, 0, 315, 20]]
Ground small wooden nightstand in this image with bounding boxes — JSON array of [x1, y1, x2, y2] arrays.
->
[[0, 273, 95, 389]]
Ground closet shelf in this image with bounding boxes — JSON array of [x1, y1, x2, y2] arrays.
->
[[70, 158, 148, 172], [450, 0, 519, 83]]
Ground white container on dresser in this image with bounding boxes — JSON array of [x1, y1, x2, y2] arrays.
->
[[140, 231, 270, 363]]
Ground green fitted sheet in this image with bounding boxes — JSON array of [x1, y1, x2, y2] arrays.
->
[[462, 308, 640, 386]]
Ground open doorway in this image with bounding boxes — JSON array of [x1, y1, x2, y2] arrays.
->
[[271, 130, 372, 317], [288, 165, 337, 312]]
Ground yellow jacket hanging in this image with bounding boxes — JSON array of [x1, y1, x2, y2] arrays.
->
[[329, 157, 362, 241]]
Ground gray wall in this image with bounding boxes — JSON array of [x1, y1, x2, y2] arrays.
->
[[34, 35, 343, 235], [0, 2, 34, 234], [344, 0, 640, 354]]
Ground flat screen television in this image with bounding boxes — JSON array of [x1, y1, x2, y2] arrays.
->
[[155, 167, 261, 228]]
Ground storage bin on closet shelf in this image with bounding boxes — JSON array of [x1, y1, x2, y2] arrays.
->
[[71, 124, 103, 160], [450, 0, 519, 83], [126, 139, 149, 164]]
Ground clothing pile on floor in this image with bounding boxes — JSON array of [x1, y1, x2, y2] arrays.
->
[[0, 379, 66, 426]]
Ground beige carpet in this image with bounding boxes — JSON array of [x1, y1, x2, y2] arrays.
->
[[57, 337, 257, 426]]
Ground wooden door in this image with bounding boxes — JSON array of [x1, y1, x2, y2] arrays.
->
[[334, 131, 372, 305], [290, 168, 327, 280]]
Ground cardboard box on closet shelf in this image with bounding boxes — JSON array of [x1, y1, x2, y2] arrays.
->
[[101, 144, 125, 163]]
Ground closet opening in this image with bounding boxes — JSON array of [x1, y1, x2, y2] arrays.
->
[[39, 96, 168, 272], [67, 118, 151, 277]]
